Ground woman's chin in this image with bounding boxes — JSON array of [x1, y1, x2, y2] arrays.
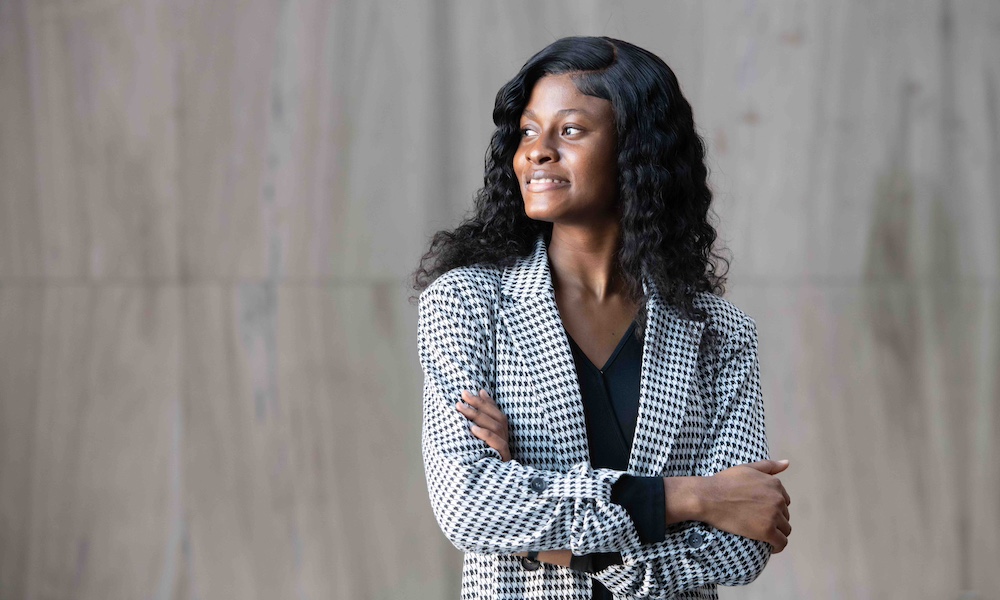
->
[[523, 202, 558, 222]]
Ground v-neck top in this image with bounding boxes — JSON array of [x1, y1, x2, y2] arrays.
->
[[563, 320, 666, 599], [566, 321, 643, 463]]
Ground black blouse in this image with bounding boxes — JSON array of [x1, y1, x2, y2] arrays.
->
[[563, 320, 667, 599]]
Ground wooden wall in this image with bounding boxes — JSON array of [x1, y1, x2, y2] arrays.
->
[[1, 1, 997, 598]]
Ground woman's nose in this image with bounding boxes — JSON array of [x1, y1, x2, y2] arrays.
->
[[527, 135, 557, 164]]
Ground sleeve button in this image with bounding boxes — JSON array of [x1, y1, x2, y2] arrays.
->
[[528, 476, 547, 493], [685, 530, 705, 549]]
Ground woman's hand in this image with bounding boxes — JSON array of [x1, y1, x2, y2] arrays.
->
[[457, 389, 511, 462], [698, 459, 792, 553]]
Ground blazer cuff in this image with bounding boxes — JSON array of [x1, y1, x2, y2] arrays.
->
[[610, 474, 666, 545], [570, 551, 624, 574]]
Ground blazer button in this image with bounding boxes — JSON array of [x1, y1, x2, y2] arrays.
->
[[685, 530, 705, 549], [520, 556, 542, 571], [528, 476, 547, 493]]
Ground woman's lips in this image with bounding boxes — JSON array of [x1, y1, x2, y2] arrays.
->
[[525, 179, 570, 192]]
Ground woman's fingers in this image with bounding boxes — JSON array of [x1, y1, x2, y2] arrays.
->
[[456, 389, 511, 462], [470, 422, 510, 461], [745, 459, 789, 475], [462, 389, 508, 426], [772, 510, 791, 552], [456, 400, 504, 433], [459, 390, 509, 436], [770, 501, 793, 550], [764, 513, 791, 553], [770, 529, 789, 553], [777, 518, 792, 537]]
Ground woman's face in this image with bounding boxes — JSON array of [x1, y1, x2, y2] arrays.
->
[[513, 74, 618, 226]]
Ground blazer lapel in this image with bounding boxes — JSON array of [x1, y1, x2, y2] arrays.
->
[[500, 235, 591, 469], [628, 281, 704, 476], [500, 233, 705, 476]]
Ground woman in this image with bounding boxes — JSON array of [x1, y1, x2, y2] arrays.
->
[[412, 36, 791, 600]]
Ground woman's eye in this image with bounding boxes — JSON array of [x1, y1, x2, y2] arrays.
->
[[519, 126, 580, 138]]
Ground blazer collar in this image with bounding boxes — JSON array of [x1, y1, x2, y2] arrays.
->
[[499, 233, 705, 475]]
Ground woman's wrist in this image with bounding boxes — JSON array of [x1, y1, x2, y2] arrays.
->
[[662, 476, 707, 524]]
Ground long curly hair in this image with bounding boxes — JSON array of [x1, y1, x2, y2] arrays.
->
[[411, 36, 728, 337]]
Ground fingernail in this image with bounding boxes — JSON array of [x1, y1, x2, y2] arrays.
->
[[778, 459, 789, 465]]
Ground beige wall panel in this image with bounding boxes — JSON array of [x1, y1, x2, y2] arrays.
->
[[967, 287, 1000, 597], [182, 283, 297, 600], [0, 0, 43, 279], [318, 1, 441, 280], [181, 282, 447, 599], [174, 0, 277, 280], [25, 0, 180, 280], [276, 283, 450, 598], [21, 286, 180, 599], [0, 286, 44, 600], [174, 0, 455, 281]]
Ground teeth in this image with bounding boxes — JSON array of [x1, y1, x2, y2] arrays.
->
[[530, 178, 566, 184]]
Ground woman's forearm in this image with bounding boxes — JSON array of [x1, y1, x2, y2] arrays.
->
[[661, 476, 705, 525]]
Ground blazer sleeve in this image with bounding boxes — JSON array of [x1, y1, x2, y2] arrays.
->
[[588, 320, 772, 598], [418, 281, 644, 556]]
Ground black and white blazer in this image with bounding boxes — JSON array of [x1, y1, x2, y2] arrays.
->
[[417, 234, 772, 600]]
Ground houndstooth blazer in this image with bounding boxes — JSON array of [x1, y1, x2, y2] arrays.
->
[[417, 234, 772, 600]]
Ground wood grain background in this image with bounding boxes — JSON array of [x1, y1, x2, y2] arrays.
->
[[1, 1, 997, 598]]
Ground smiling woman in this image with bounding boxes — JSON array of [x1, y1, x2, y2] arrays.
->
[[515, 74, 619, 226], [411, 36, 791, 600]]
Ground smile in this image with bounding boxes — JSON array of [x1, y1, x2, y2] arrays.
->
[[526, 178, 570, 191]]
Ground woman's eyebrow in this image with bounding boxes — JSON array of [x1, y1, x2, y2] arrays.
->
[[522, 107, 591, 119]]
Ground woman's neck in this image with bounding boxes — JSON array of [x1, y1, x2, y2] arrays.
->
[[547, 223, 624, 302]]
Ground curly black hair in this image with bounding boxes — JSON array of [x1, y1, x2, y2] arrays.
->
[[411, 35, 728, 337]]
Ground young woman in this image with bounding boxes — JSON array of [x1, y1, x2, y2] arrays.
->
[[412, 36, 791, 600]]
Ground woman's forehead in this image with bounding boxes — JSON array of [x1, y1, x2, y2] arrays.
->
[[521, 74, 612, 119]]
